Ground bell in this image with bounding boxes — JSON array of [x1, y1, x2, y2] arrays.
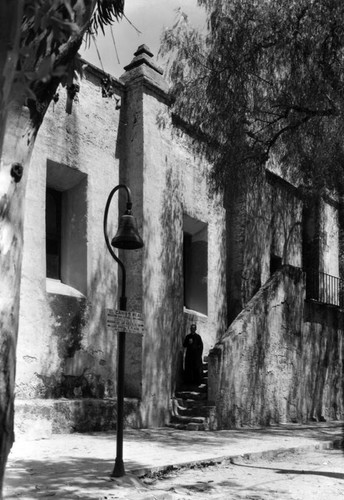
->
[[111, 211, 144, 250]]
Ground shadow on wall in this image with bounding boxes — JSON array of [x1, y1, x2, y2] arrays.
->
[[226, 173, 271, 323], [243, 266, 304, 426], [301, 301, 343, 422], [141, 163, 184, 427], [211, 266, 344, 428], [34, 252, 117, 400], [226, 172, 302, 324], [242, 175, 271, 304], [214, 212, 228, 340]]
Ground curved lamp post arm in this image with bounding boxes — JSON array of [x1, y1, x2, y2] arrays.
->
[[103, 184, 133, 309]]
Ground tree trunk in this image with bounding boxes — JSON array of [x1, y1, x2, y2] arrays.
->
[[0, 3, 25, 497], [0, 0, 23, 154], [0, 94, 40, 496]]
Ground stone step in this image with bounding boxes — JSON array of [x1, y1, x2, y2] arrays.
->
[[176, 398, 214, 408], [166, 422, 188, 430], [169, 357, 211, 431], [177, 384, 207, 394], [177, 405, 214, 418], [175, 390, 207, 401], [186, 422, 206, 431], [171, 414, 206, 425], [167, 422, 207, 431], [169, 414, 208, 431], [179, 382, 207, 393]]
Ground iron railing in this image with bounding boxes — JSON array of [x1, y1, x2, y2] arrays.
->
[[305, 268, 344, 308]]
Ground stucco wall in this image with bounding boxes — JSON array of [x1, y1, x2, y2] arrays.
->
[[209, 265, 344, 428], [16, 48, 228, 430], [120, 49, 227, 427], [17, 65, 123, 400], [214, 171, 343, 428], [16, 45, 343, 434], [320, 198, 339, 277], [226, 173, 303, 323]]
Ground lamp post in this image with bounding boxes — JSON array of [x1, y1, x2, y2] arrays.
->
[[103, 184, 144, 478]]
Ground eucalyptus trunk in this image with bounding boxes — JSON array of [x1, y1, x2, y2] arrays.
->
[[0, 100, 36, 496], [0, 2, 25, 494]]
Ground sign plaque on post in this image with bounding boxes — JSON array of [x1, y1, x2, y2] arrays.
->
[[106, 309, 145, 335], [107, 309, 144, 398]]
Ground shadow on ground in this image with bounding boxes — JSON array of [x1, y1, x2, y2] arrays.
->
[[4, 456, 151, 499]]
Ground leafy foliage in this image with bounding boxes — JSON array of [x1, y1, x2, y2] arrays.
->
[[16, 0, 124, 102], [88, 0, 124, 35], [161, 0, 344, 194]]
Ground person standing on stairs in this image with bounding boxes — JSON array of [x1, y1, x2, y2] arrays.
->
[[183, 323, 203, 385]]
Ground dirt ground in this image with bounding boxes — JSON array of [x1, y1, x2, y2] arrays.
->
[[143, 447, 344, 499], [4, 442, 343, 499]]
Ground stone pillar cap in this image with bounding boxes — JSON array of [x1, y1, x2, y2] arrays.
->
[[123, 44, 163, 75]]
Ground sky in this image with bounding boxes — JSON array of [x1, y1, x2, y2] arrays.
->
[[79, 0, 207, 78]]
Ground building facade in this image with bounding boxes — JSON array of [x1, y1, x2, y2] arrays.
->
[[15, 46, 227, 435], [15, 45, 343, 435], [209, 169, 344, 427]]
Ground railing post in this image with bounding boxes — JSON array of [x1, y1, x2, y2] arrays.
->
[[305, 268, 343, 308]]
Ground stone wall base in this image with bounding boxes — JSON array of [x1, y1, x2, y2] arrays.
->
[[14, 398, 141, 439]]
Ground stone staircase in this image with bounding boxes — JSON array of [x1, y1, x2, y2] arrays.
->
[[169, 360, 216, 431]]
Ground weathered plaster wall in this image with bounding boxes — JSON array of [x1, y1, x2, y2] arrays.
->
[[141, 97, 226, 426], [16, 46, 342, 434], [226, 173, 303, 323], [216, 172, 342, 428], [16, 46, 226, 430], [120, 48, 227, 427], [15, 398, 141, 438], [209, 266, 344, 428], [320, 198, 339, 277], [17, 65, 123, 400]]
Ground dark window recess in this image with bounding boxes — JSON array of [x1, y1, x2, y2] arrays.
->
[[183, 232, 192, 305], [183, 230, 208, 315], [302, 197, 320, 290], [270, 254, 282, 275], [46, 188, 62, 279]]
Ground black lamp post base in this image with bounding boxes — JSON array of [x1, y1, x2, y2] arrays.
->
[[111, 459, 125, 477]]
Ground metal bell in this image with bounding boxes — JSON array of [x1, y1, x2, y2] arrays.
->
[[111, 211, 144, 250]]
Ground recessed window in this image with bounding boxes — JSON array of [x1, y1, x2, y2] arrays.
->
[[183, 215, 208, 315], [46, 188, 62, 279], [46, 161, 87, 295], [302, 197, 320, 300], [270, 254, 282, 275]]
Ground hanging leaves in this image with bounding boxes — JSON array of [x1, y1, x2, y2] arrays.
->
[[161, 0, 344, 194], [88, 0, 124, 35], [15, 0, 124, 103]]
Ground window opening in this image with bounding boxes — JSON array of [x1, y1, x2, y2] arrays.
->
[[270, 254, 282, 275], [302, 198, 320, 301], [46, 161, 87, 295], [46, 188, 62, 279], [183, 215, 208, 315]]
